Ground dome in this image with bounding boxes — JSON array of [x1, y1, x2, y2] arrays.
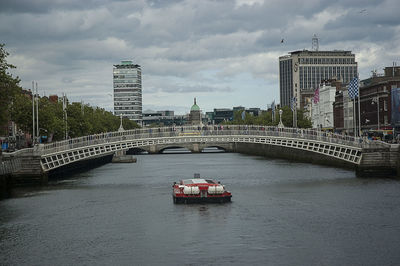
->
[[191, 104, 200, 111], [190, 98, 200, 111]]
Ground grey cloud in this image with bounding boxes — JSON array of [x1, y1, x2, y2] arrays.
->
[[145, 82, 233, 94], [0, 0, 135, 14], [1, 0, 399, 111]]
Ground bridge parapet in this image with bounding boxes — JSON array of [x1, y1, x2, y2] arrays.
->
[[1, 125, 395, 178], [40, 125, 380, 155]]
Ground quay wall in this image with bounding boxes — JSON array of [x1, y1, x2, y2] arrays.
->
[[233, 142, 356, 170], [0, 152, 114, 194], [356, 145, 400, 177], [0, 174, 12, 199], [233, 142, 400, 178]]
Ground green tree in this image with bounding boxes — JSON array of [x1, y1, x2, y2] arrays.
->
[[64, 103, 139, 139], [0, 44, 22, 136], [227, 105, 312, 128]]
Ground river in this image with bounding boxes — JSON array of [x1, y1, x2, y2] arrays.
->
[[1, 152, 400, 265]]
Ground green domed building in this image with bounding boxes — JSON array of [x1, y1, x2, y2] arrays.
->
[[189, 98, 201, 125]]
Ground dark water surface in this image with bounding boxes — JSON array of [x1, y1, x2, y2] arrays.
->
[[1, 153, 400, 265]]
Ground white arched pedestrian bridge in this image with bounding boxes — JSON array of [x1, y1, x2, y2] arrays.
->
[[34, 125, 394, 174]]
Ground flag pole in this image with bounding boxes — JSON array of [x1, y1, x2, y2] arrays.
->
[[357, 75, 361, 137], [36, 82, 39, 143], [353, 99, 356, 137], [32, 81, 35, 145]]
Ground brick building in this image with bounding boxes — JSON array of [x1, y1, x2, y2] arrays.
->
[[333, 66, 400, 135]]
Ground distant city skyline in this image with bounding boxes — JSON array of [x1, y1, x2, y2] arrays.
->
[[1, 0, 399, 114]]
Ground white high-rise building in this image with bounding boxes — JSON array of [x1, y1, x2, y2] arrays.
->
[[113, 61, 142, 124], [279, 50, 357, 109]]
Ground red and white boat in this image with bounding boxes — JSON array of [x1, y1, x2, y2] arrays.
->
[[172, 174, 232, 203]]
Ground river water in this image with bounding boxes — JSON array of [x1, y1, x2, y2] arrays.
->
[[1, 152, 400, 266]]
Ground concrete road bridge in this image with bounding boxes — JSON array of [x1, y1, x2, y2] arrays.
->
[[2, 125, 399, 183]]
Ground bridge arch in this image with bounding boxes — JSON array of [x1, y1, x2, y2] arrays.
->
[[201, 145, 227, 152], [159, 146, 191, 153], [127, 147, 148, 155], [7, 125, 390, 177]]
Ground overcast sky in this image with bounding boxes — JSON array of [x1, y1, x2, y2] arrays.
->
[[1, 0, 399, 114]]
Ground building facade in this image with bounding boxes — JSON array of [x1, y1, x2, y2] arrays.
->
[[189, 98, 201, 125], [113, 61, 142, 124], [311, 83, 336, 129], [359, 66, 400, 132], [333, 66, 400, 136], [142, 110, 186, 126], [212, 109, 233, 124], [279, 50, 358, 109], [331, 78, 356, 134]]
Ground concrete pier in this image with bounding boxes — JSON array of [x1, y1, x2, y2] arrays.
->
[[112, 150, 137, 163]]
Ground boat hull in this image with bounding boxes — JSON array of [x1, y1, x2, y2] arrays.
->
[[173, 195, 232, 204]]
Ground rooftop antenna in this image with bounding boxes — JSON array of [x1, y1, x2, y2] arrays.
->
[[312, 34, 319, 51]]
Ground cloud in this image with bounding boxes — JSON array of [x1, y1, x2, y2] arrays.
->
[[1, 0, 399, 114]]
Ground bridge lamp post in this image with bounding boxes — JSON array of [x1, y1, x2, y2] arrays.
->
[[278, 109, 284, 128], [118, 114, 125, 132], [372, 96, 380, 130]]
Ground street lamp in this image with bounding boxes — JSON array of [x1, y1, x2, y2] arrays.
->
[[118, 114, 125, 132], [372, 96, 380, 130], [278, 109, 284, 128]]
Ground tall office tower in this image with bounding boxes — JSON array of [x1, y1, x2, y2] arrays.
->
[[279, 50, 357, 109], [113, 61, 142, 124]]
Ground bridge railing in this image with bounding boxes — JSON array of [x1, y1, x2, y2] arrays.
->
[[38, 125, 380, 155], [0, 157, 22, 175]]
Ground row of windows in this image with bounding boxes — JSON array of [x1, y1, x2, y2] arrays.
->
[[113, 76, 141, 81], [299, 66, 357, 90], [114, 89, 140, 94], [114, 83, 141, 88], [113, 74, 139, 79], [114, 97, 141, 101], [113, 79, 141, 84], [113, 69, 140, 74], [114, 107, 142, 111], [114, 92, 141, 97], [299, 57, 355, 65], [115, 110, 142, 114], [114, 89, 134, 93], [115, 102, 141, 106]]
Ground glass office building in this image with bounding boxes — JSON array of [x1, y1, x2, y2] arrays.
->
[[113, 61, 142, 124], [279, 50, 358, 109]]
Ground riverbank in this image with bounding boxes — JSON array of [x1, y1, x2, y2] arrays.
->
[[0, 174, 12, 199]]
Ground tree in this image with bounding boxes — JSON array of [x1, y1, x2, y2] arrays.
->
[[226, 105, 312, 128], [0, 43, 21, 136]]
